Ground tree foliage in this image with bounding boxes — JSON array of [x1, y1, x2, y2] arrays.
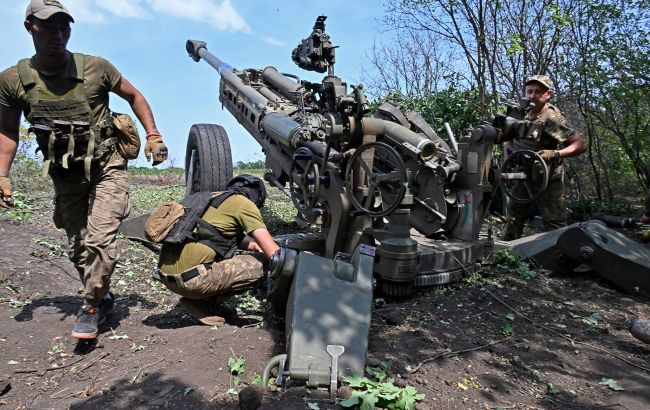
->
[[367, 0, 650, 202]]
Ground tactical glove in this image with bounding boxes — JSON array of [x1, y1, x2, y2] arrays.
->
[[537, 149, 560, 163], [0, 176, 13, 208], [144, 133, 169, 166]]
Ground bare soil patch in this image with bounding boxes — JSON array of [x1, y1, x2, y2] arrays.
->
[[1, 185, 649, 409]]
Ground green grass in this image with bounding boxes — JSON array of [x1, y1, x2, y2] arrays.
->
[[129, 185, 185, 216], [128, 166, 184, 176], [233, 167, 265, 176]]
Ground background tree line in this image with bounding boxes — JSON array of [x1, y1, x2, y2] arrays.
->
[[363, 0, 650, 205]]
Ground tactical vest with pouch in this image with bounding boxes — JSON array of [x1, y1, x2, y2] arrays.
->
[[17, 53, 117, 180], [513, 105, 564, 179], [145, 191, 245, 261]]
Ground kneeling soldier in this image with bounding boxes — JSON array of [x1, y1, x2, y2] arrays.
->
[[154, 175, 279, 325]]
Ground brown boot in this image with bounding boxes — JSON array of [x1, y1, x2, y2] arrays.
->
[[179, 297, 225, 326]]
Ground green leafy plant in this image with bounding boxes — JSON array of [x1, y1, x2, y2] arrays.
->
[[227, 354, 246, 393], [546, 383, 560, 396], [501, 323, 515, 336], [600, 378, 624, 391], [341, 362, 422, 410], [9, 299, 31, 309], [493, 250, 537, 280], [340, 375, 425, 410], [48, 342, 65, 356], [581, 312, 602, 326], [228, 355, 246, 375]]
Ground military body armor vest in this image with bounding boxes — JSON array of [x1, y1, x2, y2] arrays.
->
[[164, 191, 245, 261], [513, 104, 560, 152], [512, 104, 564, 178], [17, 53, 117, 180]]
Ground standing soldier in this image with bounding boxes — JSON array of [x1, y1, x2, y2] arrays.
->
[[502, 75, 586, 240], [0, 0, 169, 339]]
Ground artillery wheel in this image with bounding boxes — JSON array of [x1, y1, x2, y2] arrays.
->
[[500, 150, 549, 204], [289, 147, 321, 212], [344, 141, 407, 218], [185, 124, 233, 195]]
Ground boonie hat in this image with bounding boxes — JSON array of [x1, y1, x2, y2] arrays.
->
[[25, 0, 74, 22], [525, 75, 553, 91]]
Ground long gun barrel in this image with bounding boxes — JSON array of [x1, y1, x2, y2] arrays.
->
[[182, 17, 503, 397], [186, 40, 268, 109]]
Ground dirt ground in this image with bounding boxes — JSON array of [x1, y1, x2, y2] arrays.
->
[[1, 184, 649, 409]]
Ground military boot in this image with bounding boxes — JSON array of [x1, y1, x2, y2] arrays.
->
[[71, 305, 100, 339], [97, 292, 114, 325], [179, 297, 226, 326]]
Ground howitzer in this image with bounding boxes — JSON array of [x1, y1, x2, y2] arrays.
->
[[182, 16, 541, 396]]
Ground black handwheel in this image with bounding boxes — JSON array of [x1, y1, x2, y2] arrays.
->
[[500, 150, 549, 204], [345, 141, 407, 217], [185, 124, 233, 195], [289, 147, 320, 212]]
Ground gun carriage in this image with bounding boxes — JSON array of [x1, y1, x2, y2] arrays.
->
[[182, 16, 546, 396]]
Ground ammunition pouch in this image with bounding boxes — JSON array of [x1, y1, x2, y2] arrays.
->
[[146, 191, 245, 260], [30, 119, 116, 179], [112, 112, 141, 160]]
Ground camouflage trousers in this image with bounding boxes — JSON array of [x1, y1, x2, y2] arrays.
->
[[503, 174, 567, 241], [51, 152, 130, 306], [161, 253, 266, 300]]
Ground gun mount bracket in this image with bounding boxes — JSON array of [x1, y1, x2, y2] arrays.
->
[[500, 149, 549, 204], [289, 147, 321, 212], [345, 142, 407, 217]]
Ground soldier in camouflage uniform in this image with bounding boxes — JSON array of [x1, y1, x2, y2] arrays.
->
[[0, 0, 169, 339], [157, 175, 280, 326], [502, 75, 586, 240]]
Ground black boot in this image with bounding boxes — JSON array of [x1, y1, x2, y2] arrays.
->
[[97, 292, 114, 325]]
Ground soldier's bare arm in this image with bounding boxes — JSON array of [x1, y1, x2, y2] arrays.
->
[[111, 77, 158, 135], [0, 106, 20, 208], [112, 77, 168, 165], [558, 133, 586, 158], [250, 228, 280, 260]]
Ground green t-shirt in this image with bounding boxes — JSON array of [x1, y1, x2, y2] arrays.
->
[[158, 194, 267, 275], [0, 52, 121, 125]]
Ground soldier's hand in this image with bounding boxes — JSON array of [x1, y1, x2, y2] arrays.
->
[[144, 133, 169, 166], [537, 149, 560, 163], [0, 176, 14, 208]]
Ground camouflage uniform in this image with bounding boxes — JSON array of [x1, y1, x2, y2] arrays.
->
[[158, 195, 267, 300], [0, 54, 130, 306], [503, 103, 575, 240]]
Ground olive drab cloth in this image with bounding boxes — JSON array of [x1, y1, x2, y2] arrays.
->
[[510, 103, 574, 179], [0, 52, 129, 307], [112, 112, 141, 160], [0, 53, 121, 125], [158, 194, 267, 301], [504, 104, 575, 240], [159, 195, 266, 275]]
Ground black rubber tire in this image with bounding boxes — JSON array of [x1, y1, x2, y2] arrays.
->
[[185, 124, 233, 194]]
